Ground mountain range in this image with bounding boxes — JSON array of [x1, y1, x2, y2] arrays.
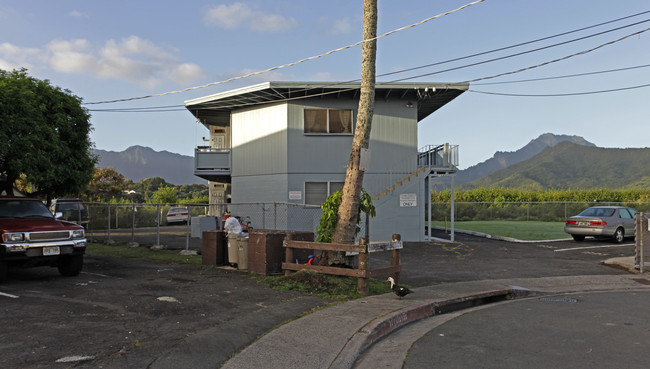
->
[[94, 133, 650, 190], [464, 141, 650, 190], [93, 146, 206, 185]]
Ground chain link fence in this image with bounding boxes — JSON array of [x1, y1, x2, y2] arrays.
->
[[82, 202, 368, 249], [429, 201, 650, 222]]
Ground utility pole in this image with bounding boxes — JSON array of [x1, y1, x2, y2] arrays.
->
[[331, 0, 377, 246]]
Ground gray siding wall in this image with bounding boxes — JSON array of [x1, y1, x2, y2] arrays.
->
[[229, 97, 427, 241], [231, 103, 288, 177]]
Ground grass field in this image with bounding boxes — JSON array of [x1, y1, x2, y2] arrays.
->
[[431, 220, 569, 241]]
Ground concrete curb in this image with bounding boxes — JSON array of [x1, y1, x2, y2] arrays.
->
[[330, 288, 534, 368]]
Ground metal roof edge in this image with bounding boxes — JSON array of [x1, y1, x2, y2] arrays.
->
[[184, 81, 469, 106]]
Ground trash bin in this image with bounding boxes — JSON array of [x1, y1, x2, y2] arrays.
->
[[227, 233, 240, 266], [202, 230, 226, 266], [237, 234, 249, 270]]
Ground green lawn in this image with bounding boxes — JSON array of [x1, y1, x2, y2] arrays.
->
[[430, 220, 569, 241]]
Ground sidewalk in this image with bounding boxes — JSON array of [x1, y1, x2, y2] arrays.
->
[[220, 266, 649, 369]]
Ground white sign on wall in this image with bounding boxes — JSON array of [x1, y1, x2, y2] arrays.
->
[[400, 193, 417, 207], [289, 191, 302, 200]]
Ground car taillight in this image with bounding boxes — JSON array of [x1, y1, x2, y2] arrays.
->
[[590, 221, 607, 226], [566, 220, 577, 225]]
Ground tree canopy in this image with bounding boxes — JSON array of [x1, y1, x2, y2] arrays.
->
[[0, 68, 96, 202]]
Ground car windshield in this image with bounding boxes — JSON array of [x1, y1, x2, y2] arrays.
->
[[57, 203, 85, 211], [578, 207, 616, 217], [0, 199, 54, 219]]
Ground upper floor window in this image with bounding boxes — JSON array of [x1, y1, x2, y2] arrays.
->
[[304, 109, 353, 134]]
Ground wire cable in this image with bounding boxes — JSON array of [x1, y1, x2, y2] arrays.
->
[[83, 0, 485, 105], [471, 63, 650, 85], [469, 83, 650, 97]]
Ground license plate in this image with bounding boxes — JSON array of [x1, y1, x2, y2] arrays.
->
[[42, 246, 60, 256], [578, 222, 589, 226]]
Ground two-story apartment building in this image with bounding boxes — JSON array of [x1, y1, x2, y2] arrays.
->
[[185, 81, 467, 241]]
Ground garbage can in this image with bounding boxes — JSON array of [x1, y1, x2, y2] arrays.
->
[[202, 230, 226, 266], [227, 233, 240, 266], [237, 234, 249, 270]]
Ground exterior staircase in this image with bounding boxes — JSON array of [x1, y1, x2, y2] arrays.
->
[[371, 144, 458, 201]]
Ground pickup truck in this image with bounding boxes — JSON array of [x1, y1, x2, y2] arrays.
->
[[0, 196, 87, 282]]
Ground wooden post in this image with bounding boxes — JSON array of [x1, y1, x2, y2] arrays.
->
[[391, 234, 401, 284], [284, 233, 294, 276], [357, 237, 369, 295]]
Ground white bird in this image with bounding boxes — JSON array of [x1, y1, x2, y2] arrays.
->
[[387, 277, 413, 299]]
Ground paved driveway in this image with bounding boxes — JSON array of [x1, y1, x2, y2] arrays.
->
[[0, 231, 634, 368]]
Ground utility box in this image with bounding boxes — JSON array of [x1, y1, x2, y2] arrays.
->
[[192, 216, 217, 238], [202, 230, 227, 266], [248, 230, 314, 275]]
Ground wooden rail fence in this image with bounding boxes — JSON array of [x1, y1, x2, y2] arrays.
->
[[282, 234, 403, 295]]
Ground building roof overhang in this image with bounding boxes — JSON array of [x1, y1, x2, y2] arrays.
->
[[185, 81, 469, 126]]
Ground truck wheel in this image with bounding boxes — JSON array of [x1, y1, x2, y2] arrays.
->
[[58, 255, 84, 277], [0, 261, 8, 283]]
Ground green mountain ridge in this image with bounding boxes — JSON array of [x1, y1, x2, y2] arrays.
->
[[463, 141, 650, 190]]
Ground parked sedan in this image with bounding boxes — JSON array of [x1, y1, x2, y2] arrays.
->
[[166, 206, 189, 225], [564, 206, 637, 243]]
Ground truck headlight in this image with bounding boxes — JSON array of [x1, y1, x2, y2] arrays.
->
[[71, 230, 85, 239], [2, 232, 25, 243]]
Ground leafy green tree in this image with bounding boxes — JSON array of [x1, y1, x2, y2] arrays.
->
[[134, 177, 168, 200], [150, 186, 178, 204], [0, 68, 96, 203], [86, 167, 126, 200], [317, 189, 376, 266]]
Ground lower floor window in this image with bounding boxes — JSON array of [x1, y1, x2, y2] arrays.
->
[[305, 181, 344, 205]]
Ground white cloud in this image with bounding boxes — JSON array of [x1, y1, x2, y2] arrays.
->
[[7, 36, 208, 88], [203, 2, 297, 32], [169, 63, 205, 85], [0, 42, 42, 71], [329, 17, 355, 35], [69, 10, 89, 18]]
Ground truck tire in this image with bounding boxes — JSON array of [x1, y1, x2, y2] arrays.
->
[[58, 255, 84, 277], [0, 261, 8, 283]]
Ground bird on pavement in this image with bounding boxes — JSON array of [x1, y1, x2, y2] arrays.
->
[[386, 277, 413, 299]]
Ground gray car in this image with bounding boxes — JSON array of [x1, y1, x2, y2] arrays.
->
[[564, 206, 637, 243]]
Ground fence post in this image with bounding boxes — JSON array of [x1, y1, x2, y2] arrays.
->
[[391, 234, 401, 284], [156, 203, 161, 246], [284, 233, 294, 276], [131, 204, 136, 242], [185, 204, 191, 251], [357, 237, 369, 295], [107, 204, 111, 241]]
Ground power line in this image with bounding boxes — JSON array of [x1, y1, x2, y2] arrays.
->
[[378, 10, 650, 79], [469, 83, 650, 97], [89, 24, 650, 113], [390, 21, 650, 82], [83, 0, 485, 105], [470, 63, 650, 85]]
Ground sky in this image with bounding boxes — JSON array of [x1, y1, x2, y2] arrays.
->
[[1, 0, 649, 170]]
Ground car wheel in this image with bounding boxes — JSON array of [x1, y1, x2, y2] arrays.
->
[[571, 235, 585, 242], [0, 261, 8, 283], [58, 255, 84, 277], [614, 228, 625, 243]]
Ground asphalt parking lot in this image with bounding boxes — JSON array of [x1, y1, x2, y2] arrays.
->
[[0, 231, 636, 368]]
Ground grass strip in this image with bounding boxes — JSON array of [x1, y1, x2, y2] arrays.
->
[[86, 242, 202, 265]]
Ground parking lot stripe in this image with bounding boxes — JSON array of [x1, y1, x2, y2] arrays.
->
[[554, 244, 634, 252], [0, 291, 19, 299]]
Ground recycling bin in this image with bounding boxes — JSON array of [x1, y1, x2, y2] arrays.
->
[[237, 234, 249, 270], [227, 233, 240, 266]]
